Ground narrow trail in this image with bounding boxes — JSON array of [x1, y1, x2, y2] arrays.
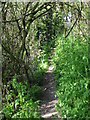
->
[[39, 55, 59, 119]]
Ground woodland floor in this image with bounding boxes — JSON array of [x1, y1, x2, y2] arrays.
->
[[39, 55, 60, 119]]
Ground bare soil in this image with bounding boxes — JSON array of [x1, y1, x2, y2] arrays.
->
[[39, 58, 59, 119]]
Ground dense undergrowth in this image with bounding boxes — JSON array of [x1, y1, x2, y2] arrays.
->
[[52, 36, 90, 118], [2, 48, 48, 119], [1, 2, 90, 120]]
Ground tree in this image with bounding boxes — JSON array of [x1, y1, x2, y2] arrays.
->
[[2, 2, 53, 86]]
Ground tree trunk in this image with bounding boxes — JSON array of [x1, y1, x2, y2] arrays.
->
[[0, 1, 3, 115]]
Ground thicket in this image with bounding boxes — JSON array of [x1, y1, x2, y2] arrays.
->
[[2, 48, 48, 118], [1, 2, 51, 118], [52, 35, 90, 118], [1, 2, 90, 119]]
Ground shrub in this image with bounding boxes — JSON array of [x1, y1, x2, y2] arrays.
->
[[3, 74, 40, 118], [52, 36, 90, 118]]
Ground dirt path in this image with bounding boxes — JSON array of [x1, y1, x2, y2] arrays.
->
[[39, 58, 59, 118]]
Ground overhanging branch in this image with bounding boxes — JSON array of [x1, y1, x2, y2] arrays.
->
[[65, 17, 78, 38]]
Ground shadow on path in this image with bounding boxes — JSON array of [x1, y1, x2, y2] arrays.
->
[[39, 59, 59, 118]]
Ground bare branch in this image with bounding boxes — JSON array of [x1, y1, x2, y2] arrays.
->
[[65, 17, 78, 38]]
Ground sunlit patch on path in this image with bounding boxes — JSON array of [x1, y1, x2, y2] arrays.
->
[[39, 58, 59, 118]]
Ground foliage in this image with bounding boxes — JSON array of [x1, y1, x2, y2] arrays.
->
[[2, 2, 53, 86], [3, 74, 41, 118], [52, 36, 90, 118], [1, 2, 90, 119], [2, 46, 48, 118]]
